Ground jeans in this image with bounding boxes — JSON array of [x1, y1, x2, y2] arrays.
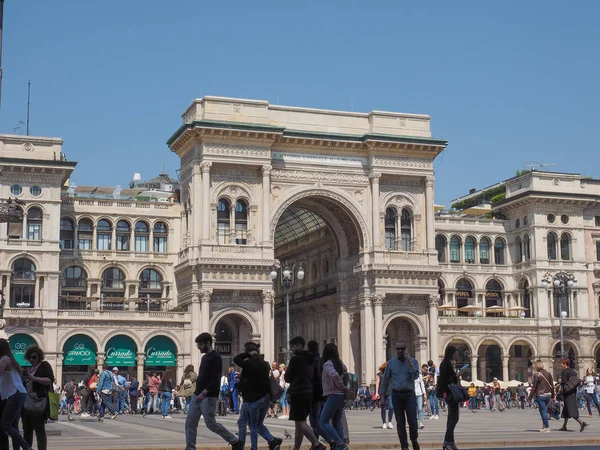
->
[[238, 395, 275, 450], [1, 392, 30, 450], [584, 392, 600, 415], [118, 391, 127, 413], [429, 391, 439, 416], [161, 391, 172, 416], [416, 395, 424, 423], [519, 396, 526, 409], [231, 389, 239, 413], [381, 395, 393, 423], [130, 395, 139, 413], [391, 390, 418, 448], [319, 393, 345, 446], [469, 396, 477, 410], [494, 394, 502, 409], [186, 396, 191, 413], [147, 392, 159, 413], [535, 395, 550, 429], [185, 395, 237, 450], [309, 399, 324, 440], [444, 400, 460, 444], [484, 395, 490, 410], [99, 391, 117, 418]]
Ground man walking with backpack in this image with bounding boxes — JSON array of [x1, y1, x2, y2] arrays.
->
[[97, 364, 118, 422], [233, 341, 282, 450]]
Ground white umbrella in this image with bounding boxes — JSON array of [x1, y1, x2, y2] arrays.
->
[[458, 305, 482, 312], [485, 305, 506, 312], [438, 304, 458, 311], [506, 306, 528, 311]]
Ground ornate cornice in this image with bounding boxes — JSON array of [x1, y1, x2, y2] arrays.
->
[[200, 289, 213, 302], [371, 293, 385, 306], [428, 295, 440, 308], [271, 169, 369, 185], [261, 290, 275, 304]]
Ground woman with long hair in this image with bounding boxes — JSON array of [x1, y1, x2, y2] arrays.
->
[[160, 369, 174, 419], [375, 362, 394, 429], [437, 346, 460, 450], [319, 343, 348, 450], [21, 344, 54, 450], [559, 359, 588, 432], [583, 368, 600, 416], [0, 338, 32, 450], [179, 364, 197, 414]]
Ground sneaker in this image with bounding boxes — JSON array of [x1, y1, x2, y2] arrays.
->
[[434, 414, 439, 419], [81, 412, 90, 418], [97, 416, 104, 422], [268, 437, 283, 450], [232, 440, 244, 450], [164, 416, 172, 419], [382, 423, 388, 429], [387, 422, 394, 429], [110, 414, 116, 420], [540, 428, 550, 433], [418, 422, 424, 429]]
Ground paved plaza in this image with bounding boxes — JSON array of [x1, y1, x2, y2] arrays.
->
[[44, 407, 600, 449]]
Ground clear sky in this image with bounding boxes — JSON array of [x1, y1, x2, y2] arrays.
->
[[2, 0, 599, 206]]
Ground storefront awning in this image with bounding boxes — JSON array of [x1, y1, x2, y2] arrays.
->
[[105, 335, 137, 367], [144, 336, 176, 367], [63, 335, 97, 366], [9, 334, 37, 367]]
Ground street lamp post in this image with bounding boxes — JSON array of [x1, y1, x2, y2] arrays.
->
[[270, 263, 304, 362], [541, 271, 576, 358]]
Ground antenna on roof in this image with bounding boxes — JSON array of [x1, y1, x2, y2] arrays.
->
[[525, 160, 558, 171]]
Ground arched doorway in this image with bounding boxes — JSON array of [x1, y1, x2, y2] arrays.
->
[[478, 340, 503, 382], [485, 279, 504, 316], [508, 340, 534, 382], [63, 334, 98, 380], [215, 320, 234, 369], [105, 335, 137, 378], [271, 193, 366, 372], [445, 341, 473, 381], [212, 313, 254, 369], [385, 317, 418, 362], [455, 278, 473, 316]]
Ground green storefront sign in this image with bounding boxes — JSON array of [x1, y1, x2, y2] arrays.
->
[[64, 335, 97, 365], [9, 334, 36, 367], [145, 336, 176, 366], [105, 336, 136, 367]]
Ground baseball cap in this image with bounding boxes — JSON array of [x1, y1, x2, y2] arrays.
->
[[112, 367, 119, 372]]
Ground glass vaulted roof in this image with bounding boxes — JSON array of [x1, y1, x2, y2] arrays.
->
[[275, 206, 327, 247]]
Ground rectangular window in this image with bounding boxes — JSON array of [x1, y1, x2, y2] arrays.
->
[[135, 236, 149, 252], [235, 223, 247, 245], [7, 221, 23, 239], [597, 241, 600, 261], [450, 246, 460, 263], [117, 235, 130, 251], [27, 224, 42, 241], [385, 231, 396, 250], [217, 222, 230, 245], [78, 239, 92, 250], [480, 248, 490, 264], [596, 216, 600, 227], [60, 238, 73, 249], [153, 236, 167, 252], [97, 234, 111, 251], [401, 231, 411, 251], [10, 285, 34, 308]]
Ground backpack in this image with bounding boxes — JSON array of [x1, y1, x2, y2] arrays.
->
[[65, 382, 75, 398]]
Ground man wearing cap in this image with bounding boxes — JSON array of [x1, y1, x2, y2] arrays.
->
[[113, 367, 128, 414]]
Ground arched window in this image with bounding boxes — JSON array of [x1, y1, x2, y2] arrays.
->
[[560, 233, 571, 260], [547, 232, 558, 260], [385, 208, 396, 250], [26, 207, 43, 241], [101, 268, 125, 292], [515, 236, 523, 263], [77, 219, 93, 250], [553, 291, 570, 318], [455, 278, 473, 313], [520, 279, 531, 318], [523, 234, 531, 261], [217, 199, 230, 245], [10, 258, 36, 308], [465, 236, 476, 264], [134, 221, 149, 252], [116, 220, 131, 251], [6, 206, 23, 239], [139, 268, 162, 291], [60, 218, 75, 249], [96, 219, 112, 251], [400, 208, 412, 251], [153, 222, 168, 252], [235, 200, 248, 245], [480, 237, 491, 265], [62, 266, 87, 288], [485, 279, 503, 308], [494, 238, 505, 265], [450, 235, 461, 263], [435, 235, 447, 263]]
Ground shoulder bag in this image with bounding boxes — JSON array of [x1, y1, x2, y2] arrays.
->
[[23, 380, 47, 416], [447, 383, 470, 404], [563, 371, 583, 395]]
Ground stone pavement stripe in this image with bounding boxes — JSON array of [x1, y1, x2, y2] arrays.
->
[[57, 421, 120, 438], [63, 416, 197, 440]]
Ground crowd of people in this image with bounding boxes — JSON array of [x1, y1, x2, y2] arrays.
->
[[0, 333, 599, 450]]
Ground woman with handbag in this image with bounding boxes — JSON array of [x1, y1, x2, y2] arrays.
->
[[437, 346, 460, 450], [21, 345, 53, 450], [528, 360, 555, 432], [0, 338, 31, 450], [180, 364, 197, 414], [559, 359, 588, 432]]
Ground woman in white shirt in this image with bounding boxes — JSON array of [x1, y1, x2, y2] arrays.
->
[[0, 338, 32, 450], [583, 368, 600, 416], [415, 372, 427, 430]]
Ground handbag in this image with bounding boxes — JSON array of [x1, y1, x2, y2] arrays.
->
[[48, 392, 60, 420], [23, 394, 47, 416], [563, 373, 582, 395], [447, 383, 470, 403]]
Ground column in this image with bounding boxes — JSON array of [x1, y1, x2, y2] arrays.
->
[[200, 289, 212, 333], [262, 166, 271, 245], [136, 353, 145, 381], [96, 353, 105, 372], [370, 172, 381, 249], [34, 276, 41, 308], [424, 176, 435, 254], [262, 290, 275, 362], [201, 161, 212, 243], [372, 294, 384, 366], [429, 294, 440, 364], [177, 355, 185, 383], [92, 225, 97, 251], [502, 355, 509, 382], [56, 356, 64, 387], [190, 293, 201, 371], [360, 295, 375, 385], [471, 355, 479, 381], [337, 306, 351, 366]]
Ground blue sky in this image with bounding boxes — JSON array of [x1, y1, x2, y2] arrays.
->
[[2, 0, 599, 206]]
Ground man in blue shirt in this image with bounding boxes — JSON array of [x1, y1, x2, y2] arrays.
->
[[228, 365, 239, 414], [379, 340, 420, 450]]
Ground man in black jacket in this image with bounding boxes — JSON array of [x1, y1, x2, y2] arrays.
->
[[307, 340, 324, 441], [285, 336, 325, 450], [185, 332, 243, 450], [234, 342, 282, 450]]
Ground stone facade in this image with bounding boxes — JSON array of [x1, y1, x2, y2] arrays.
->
[[1, 97, 599, 387]]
